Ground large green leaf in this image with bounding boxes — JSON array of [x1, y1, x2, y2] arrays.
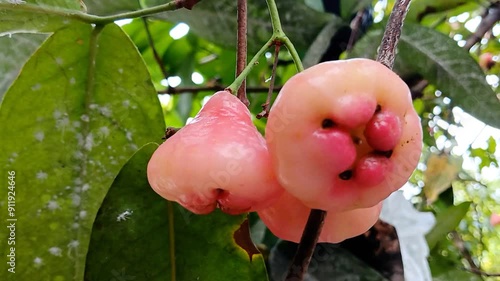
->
[[86, 143, 268, 280], [145, 0, 331, 53], [0, 33, 47, 98], [0, 22, 164, 280], [350, 23, 500, 128], [425, 202, 471, 250]]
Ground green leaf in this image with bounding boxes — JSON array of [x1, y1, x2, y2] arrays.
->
[[0, 8, 73, 34], [86, 143, 268, 280], [350, 23, 500, 128], [429, 253, 483, 281], [406, 0, 477, 22], [470, 136, 498, 169], [145, 0, 331, 53], [0, 33, 47, 98], [425, 202, 471, 250], [0, 22, 164, 280], [0, 0, 81, 34], [487, 136, 497, 155], [163, 35, 196, 75], [303, 18, 344, 69]]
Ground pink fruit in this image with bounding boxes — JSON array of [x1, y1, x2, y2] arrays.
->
[[479, 53, 495, 70], [266, 59, 422, 212], [364, 110, 402, 151], [147, 91, 283, 215], [258, 191, 382, 243], [490, 213, 500, 227]]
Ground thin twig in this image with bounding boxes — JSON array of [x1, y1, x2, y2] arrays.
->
[[376, 0, 412, 69], [284, 209, 327, 281], [142, 18, 169, 80], [346, 9, 366, 52], [257, 42, 281, 119], [450, 231, 479, 272], [464, 3, 500, 50], [464, 268, 500, 277], [236, 0, 249, 106], [226, 38, 274, 94]]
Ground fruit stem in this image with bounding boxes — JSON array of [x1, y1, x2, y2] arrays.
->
[[226, 38, 273, 94], [257, 42, 281, 119], [266, 0, 304, 72], [376, 0, 412, 69], [284, 209, 327, 281], [227, 0, 304, 94], [236, 0, 249, 107]]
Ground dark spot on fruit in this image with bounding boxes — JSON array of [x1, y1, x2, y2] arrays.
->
[[374, 150, 393, 158], [375, 104, 382, 113], [339, 170, 353, 180], [322, 118, 335, 128], [352, 136, 362, 145]]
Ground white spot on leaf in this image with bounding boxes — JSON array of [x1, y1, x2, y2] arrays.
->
[[71, 194, 81, 206], [126, 131, 133, 141], [84, 133, 94, 151], [47, 200, 60, 211], [31, 83, 41, 91], [36, 171, 48, 181], [99, 126, 110, 137], [34, 131, 44, 142], [48, 247, 62, 256], [117, 210, 133, 222], [79, 210, 87, 219], [33, 257, 43, 267], [53, 110, 62, 119], [99, 106, 112, 117], [82, 184, 90, 192]]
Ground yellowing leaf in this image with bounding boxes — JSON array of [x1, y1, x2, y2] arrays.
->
[[424, 153, 461, 203]]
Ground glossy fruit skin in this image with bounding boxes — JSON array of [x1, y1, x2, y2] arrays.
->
[[265, 59, 422, 212], [258, 191, 382, 243], [147, 91, 283, 215]]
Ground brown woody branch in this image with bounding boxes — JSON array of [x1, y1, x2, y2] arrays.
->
[[284, 209, 327, 281], [464, 3, 500, 51], [377, 0, 412, 69], [236, 0, 249, 106]]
